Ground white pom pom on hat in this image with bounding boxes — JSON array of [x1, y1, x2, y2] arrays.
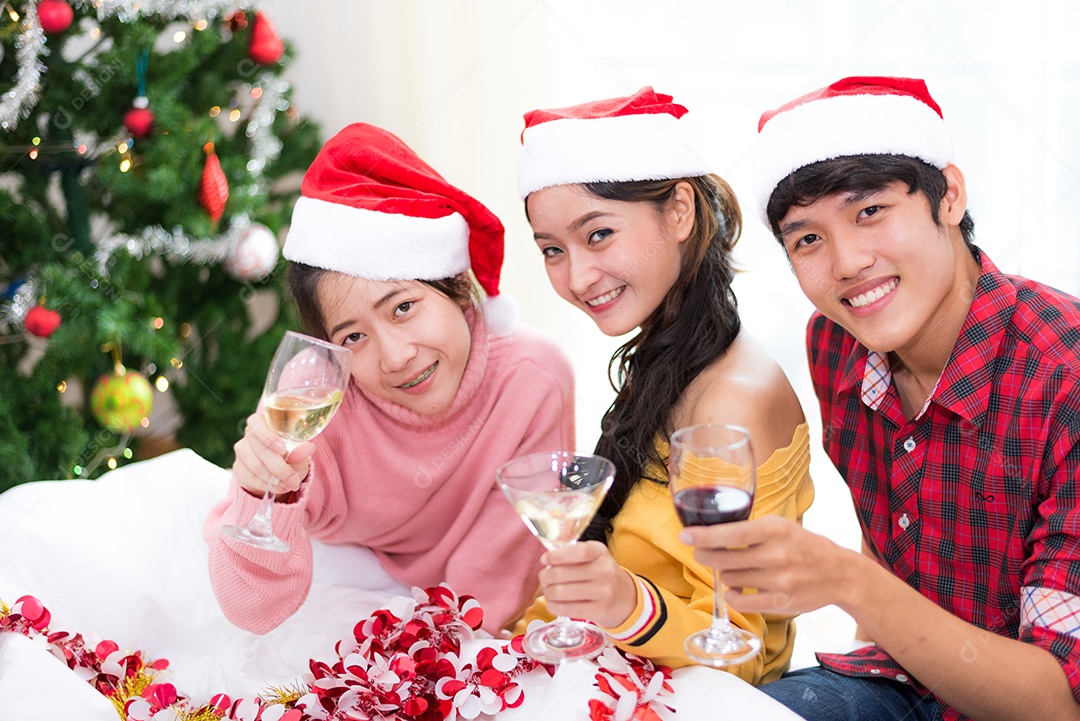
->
[[753, 76, 955, 226], [284, 122, 516, 336]]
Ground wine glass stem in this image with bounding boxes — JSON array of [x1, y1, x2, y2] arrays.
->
[[248, 483, 277, 536], [248, 441, 295, 536], [709, 567, 735, 638]]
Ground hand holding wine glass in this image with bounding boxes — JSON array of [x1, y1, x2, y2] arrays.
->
[[669, 423, 761, 666], [222, 331, 351, 552], [497, 451, 615, 664]]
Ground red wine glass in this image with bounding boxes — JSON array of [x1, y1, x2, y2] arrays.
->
[[669, 423, 761, 666]]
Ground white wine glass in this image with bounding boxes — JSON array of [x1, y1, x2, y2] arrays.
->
[[669, 423, 761, 666], [221, 330, 351, 552], [496, 451, 615, 664]]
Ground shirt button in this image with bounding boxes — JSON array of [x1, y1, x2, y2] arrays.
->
[[869, 668, 881, 675], [896, 674, 909, 683], [903, 437, 916, 452], [898, 514, 911, 530]]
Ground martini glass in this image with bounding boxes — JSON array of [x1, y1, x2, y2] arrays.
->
[[222, 331, 351, 552], [496, 451, 615, 663]]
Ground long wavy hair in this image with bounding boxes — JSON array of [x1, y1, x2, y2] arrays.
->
[[581, 175, 743, 543]]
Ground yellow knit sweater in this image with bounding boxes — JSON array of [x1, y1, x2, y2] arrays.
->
[[520, 423, 814, 684]]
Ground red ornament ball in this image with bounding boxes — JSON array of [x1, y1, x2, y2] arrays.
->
[[90, 370, 155, 434], [25, 304, 61, 337], [123, 105, 155, 140], [37, 0, 74, 34]]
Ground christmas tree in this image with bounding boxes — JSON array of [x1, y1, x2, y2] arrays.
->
[[0, 1, 322, 489]]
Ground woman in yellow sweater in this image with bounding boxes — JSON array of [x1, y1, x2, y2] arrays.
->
[[514, 87, 814, 684]]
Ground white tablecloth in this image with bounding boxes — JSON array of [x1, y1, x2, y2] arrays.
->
[[0, 450, 802, 720]]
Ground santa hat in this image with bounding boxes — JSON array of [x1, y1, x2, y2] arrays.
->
[[517, 86, 712, 199], [284, 123, 517, 335], [753, 76, 955, 223]]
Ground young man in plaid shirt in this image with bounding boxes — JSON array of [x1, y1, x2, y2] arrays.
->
[[680, 76, 1080, 721]]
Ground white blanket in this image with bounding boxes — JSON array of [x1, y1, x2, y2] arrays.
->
[[0, 450, 801, 720]]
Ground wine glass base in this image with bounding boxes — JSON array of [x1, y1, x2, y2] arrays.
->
[[221, 524, 290, 553], [523, 621, 607, 664], [685, 628, 761, 667]]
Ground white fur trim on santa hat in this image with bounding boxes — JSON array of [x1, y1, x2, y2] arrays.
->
[[284, 196, 471, 280], [753, 93, 954, 225], [518, 113, 712, 200]]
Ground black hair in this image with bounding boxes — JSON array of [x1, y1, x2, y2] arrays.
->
[[765, 155, 975, 250], [577, 175, 743, 543], [286, 263, 477, 341]]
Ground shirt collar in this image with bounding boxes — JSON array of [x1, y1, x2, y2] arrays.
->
[[842, 250, 1015, 425]]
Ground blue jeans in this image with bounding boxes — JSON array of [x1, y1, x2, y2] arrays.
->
[[759, 667, 942, 721]]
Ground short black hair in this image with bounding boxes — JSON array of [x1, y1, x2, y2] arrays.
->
[[765, 154, 975, 249]]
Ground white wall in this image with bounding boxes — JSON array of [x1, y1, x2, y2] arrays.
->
[[263, 1, 1080, 606]]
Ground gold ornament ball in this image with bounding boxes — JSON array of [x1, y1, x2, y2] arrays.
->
[[90, 370, 155, 433]]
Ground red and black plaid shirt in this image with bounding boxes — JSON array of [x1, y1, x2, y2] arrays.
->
[[808, 251, 1080, 721]]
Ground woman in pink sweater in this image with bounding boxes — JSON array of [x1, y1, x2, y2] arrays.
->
[[204, 123, 575, 635]]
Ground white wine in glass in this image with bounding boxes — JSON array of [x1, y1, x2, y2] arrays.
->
[[221, 331, 351, 552], [497, 451, 615, 664], [669, 423, 761, 666]]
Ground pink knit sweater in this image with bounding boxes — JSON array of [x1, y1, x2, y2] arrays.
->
[[204, 314, 575, 634]]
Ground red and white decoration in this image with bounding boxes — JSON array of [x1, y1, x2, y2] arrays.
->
[[752, 76, 955, 222], [224, 223, 279, 282], [123, 96, 155, 140], [517, 87, 712, 200], [0, 585, 679, 721], [284, 123, 517, 335]]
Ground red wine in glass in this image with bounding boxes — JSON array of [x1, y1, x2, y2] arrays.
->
[[674, 486, 753, 527]]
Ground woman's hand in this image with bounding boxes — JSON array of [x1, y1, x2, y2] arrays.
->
[[538, 540, 637, 628], [232, 412, 316, 499]]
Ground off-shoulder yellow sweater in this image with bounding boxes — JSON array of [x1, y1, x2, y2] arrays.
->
[[520, 423, 813, 684]]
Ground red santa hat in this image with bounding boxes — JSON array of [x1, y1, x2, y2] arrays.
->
[[753, 76, 955, 223], [284, 122, 517, 335], [517, 87, 713, 200]]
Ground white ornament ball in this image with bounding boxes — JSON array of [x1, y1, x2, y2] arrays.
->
[[224, 223, 279, 281]]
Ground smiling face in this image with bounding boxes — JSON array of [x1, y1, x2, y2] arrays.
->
[[317, 274, 471, 415], [525, 183, 692, 337], [778, 165, 980, 367]]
